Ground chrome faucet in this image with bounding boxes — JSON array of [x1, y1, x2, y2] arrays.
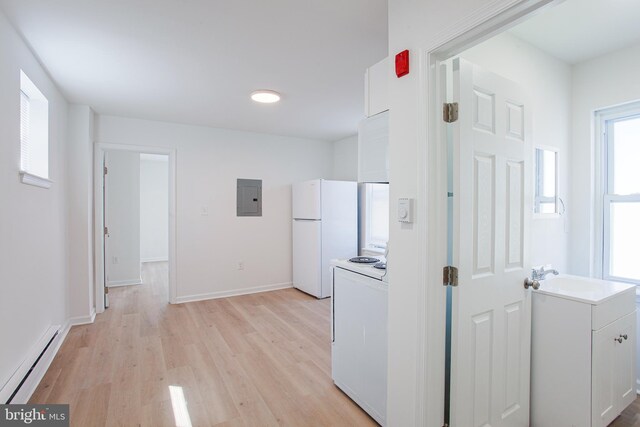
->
[[531, 266, 559, 281]]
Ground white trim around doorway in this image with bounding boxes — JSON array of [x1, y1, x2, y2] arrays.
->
[[415, 0, 559, 425], [93, 142, 178, 313]]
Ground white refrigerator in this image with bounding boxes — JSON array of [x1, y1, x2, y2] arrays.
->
[[292, 179, 357, 298]]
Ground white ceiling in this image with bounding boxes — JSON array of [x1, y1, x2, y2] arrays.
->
[[509, 0, 640, 64], [0, 0, 388, 141]]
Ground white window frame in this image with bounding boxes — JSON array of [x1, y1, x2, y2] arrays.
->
[[19, 70, 51, 189], [533, 144, 560, 218], [596, 101, 640, 285], [362, 183, 389, 254]]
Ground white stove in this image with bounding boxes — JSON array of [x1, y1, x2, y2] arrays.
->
[[330, 256, 388, 425], [330, 257, 388, 282]]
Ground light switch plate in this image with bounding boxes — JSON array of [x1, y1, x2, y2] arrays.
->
[[398, 198, 413, 223]]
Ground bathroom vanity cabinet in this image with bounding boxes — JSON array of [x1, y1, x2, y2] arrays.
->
[[531, 275, 636, 427]]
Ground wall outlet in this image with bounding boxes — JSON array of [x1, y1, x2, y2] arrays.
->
[[238, 261, 244, 271]]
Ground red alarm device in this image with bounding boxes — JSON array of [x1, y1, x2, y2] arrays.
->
[[395, 50, 409, 78]]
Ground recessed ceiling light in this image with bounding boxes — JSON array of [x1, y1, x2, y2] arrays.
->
[[251, 90, 281, 104]]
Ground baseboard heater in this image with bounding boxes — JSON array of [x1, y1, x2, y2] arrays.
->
[[1, 326, 60, 404]]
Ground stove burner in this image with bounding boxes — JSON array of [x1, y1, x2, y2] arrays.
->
[[348, 256, 380, 264]]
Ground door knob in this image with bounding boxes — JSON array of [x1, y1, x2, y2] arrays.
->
[[621, 334, 628, 341], [615, 337, 624, 343], [524, 278, 540, 290]]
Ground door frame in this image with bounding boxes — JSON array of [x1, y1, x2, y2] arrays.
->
[[93, 142, 178, 313], [416, 0, 559, 425]]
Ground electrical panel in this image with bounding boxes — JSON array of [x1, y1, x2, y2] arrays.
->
[[237, 179, 262, 217]]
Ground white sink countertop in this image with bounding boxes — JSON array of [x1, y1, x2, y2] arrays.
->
[[534, 274, 635, 305]]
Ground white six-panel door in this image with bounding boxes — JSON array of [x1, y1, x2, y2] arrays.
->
[[449, 58, 533, 427]]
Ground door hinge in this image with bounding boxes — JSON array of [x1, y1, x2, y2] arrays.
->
[[104, 286, 109, 294], [104, 226, 109, 235], [443, 266, 458, 287], [104, 165, 108, 175], [443, 102, 459, 123]]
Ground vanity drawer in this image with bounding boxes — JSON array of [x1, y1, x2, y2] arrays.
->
[[592, 288, 636, 331]]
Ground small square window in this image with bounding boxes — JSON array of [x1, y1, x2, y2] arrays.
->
[[19, 70, 51, 188]]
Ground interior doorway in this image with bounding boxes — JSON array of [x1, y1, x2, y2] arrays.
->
[[94, 143, 177, 313], [102, 150, 169, 308], [427, 0, 640, 425]]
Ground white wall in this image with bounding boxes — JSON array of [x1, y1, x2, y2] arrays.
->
[[570, 42, 640, 276], [140, 154, 169, 262], [460, 31, 572, 272], [105, 150, 141, 286], [0, 10, 70, 393], [95, 115, 334, 301], [66, 105, 95, 320], [333, 134, 358, 181]]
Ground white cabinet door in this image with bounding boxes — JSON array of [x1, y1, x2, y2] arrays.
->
[[365, 57, 389, 117], [449, 58, 532, 427], [615, 311, 637, 414], [592, 316, 619, 427], [358, 111, 389, 183], [592, 310, 637, 427]]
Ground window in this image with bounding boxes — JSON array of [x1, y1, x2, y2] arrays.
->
[[534, 147, 558, 214], [363, 183, 389, 253], [19, 70, 50, 188], [601, 104, 640, 284]]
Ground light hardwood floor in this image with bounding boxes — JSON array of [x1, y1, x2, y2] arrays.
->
[[31, 261, 639, 426], [30, 262, 377, 427], [611, 397, 640, 427]]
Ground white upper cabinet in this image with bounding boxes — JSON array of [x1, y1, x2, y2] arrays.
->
[[364, 57, 389, 117], [358, 111, 389, 183], [359, 56, 390, 183]]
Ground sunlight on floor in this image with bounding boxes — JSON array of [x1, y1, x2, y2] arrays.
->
[[169, 385, 193, 427]]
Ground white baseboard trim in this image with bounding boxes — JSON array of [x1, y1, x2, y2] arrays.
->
[[0, 305, 99, 404], [107, 279, 142, 287], [636, 378, 640, 395], [68, 308, 96, 326], [12, 323, 71, 404], [0, 323, 70, 404], [175, 282, 293, 304], [141, 257, 168, 263]]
